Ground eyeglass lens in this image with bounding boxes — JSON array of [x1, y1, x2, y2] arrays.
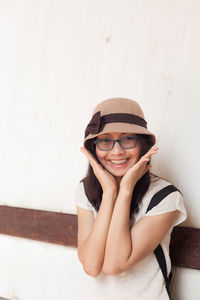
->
[[96, 136, 138, 151]]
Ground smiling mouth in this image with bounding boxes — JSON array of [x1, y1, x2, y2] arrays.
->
[[108, 158, 129, 167]]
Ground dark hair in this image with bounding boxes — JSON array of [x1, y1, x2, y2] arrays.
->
[[81, 134, 155, 220]]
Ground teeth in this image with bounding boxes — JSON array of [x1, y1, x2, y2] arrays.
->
[[110, 159, 127, 165]]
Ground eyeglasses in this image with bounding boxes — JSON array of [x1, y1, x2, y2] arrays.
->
[[94, 136, 139, 151]]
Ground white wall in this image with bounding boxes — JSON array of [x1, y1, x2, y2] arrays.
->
[[0, 0, 199, 299]]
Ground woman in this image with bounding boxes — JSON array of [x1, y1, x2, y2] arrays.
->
[[75, 98, 187, 300]]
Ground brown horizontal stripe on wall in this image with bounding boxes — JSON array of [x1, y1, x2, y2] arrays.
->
[[170, 226, 200, 269], [0, 205, 77, 247], [0, 205, 199, 269]]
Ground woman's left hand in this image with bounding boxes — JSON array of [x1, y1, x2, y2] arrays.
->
[[119, 146, 159, 192]]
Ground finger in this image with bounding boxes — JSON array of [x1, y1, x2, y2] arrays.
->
[[145, 164, 152, 172], [137, 147, 158, 166], [149, 146, 159, 153], [80, 146, 90, 157], [80, 147, 96, 163], [80, 147, 101, 169], [146, 146, 159, 155], [130, 157, 150, 172], [143, 146, 159, 159], [140, 155, 151, 163]]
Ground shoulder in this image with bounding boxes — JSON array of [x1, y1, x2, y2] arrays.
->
[[149, 173, 171, 191], [74, 181, 94, 211], [74, 180, 85, 195], [138, 174, 187, 226], [140, 174, 173, 207], [147, 173, 183, 199]]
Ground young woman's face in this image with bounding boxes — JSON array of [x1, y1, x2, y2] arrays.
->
[[95, 132, 141, 180]]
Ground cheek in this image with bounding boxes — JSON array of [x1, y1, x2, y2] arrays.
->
[[129, 144, 141, 161], [95, 147, 106, 164]]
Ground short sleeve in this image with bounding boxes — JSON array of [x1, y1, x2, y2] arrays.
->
[[74, 181, 94, 211], [145, 191, 187, 227]]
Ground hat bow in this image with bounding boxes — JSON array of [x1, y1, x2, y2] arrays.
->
[[85, 111, 103, 138]]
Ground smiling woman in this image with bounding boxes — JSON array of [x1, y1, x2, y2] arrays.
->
[[95, 133, 141, 184], [75, 98, 187, 300]]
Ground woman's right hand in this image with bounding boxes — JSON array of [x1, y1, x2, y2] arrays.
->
[[80, 146, 118, 196]]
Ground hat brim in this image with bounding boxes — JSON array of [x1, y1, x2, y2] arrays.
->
[[84, 122, 156, 146]]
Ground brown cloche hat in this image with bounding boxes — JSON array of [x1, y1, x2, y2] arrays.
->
[[84, 97, 156, 146]]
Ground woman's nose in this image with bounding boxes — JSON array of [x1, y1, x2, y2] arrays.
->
[[110, 141, 125, 154]]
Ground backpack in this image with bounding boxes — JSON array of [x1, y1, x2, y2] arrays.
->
[[146, 184, 180, 298]]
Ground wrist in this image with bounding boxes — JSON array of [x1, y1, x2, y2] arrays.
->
[[119, 181, 136, 195], [102, 189, 118, 200], [118, 187, 133, 199]]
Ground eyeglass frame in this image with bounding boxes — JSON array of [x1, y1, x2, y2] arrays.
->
[[93, 135, 139, 151]]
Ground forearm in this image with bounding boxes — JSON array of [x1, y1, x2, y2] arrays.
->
[[78, 191, 116, 276], [103, 188, 134, 273]]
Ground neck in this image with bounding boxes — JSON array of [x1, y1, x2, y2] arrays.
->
[[115, 176, 122, 188]]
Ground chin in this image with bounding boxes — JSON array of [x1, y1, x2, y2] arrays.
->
[[107, 168, 127, 178]]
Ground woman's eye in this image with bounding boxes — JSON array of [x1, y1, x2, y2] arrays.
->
[[123, 137, 133, 141], [125, 136, 136, 140], [99, 138, 111, 143]]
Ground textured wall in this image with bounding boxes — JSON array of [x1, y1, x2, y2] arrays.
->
[[0, 0, 199, 299]]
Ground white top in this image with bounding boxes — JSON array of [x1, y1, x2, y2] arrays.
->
[[74, 174, 187, 300]]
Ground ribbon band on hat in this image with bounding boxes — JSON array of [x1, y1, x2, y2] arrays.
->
[[85, 111, 147, 138]]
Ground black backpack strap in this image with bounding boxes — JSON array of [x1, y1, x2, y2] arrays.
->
[[146, 185, 180, 296], [146, 185, 180, 212], [154, 245, 171, 296]]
